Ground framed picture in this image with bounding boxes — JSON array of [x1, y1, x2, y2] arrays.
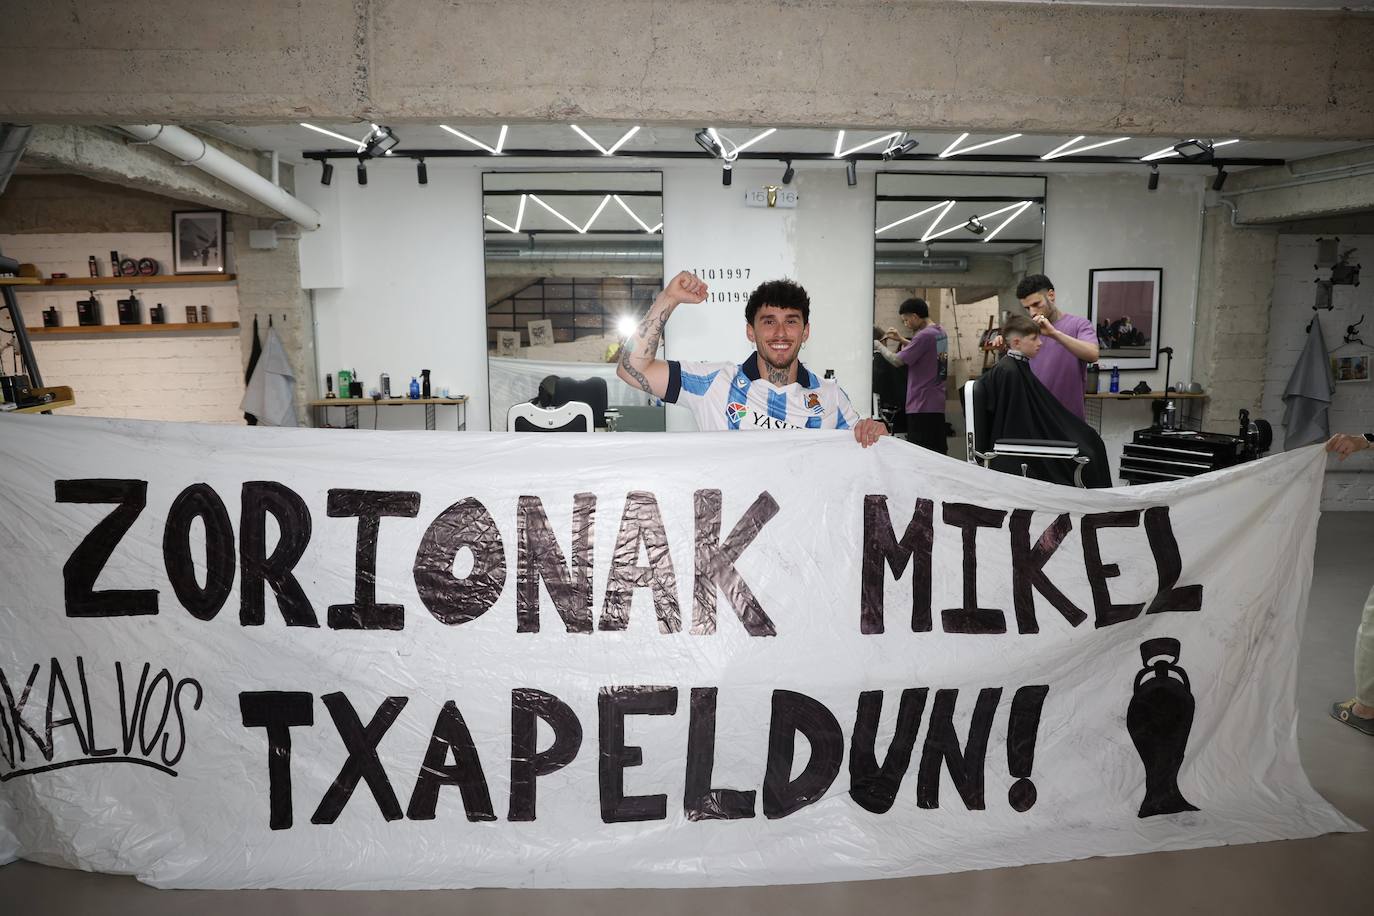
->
[[172, 210, 227, 274], [1088, 267, 1163, 370], [527, 319, 553, 347], [496, 330, 520, 357], [1331, 352, 1370, 383]]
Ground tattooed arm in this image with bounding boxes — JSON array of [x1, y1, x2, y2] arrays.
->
[[615, 270, 709, 398]]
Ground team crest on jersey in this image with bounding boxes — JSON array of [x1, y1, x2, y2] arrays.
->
[[726, 402, 748, 422], [806, 393, 822, 413]]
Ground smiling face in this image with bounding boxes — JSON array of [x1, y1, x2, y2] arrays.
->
[[746, 305, 810, 374]]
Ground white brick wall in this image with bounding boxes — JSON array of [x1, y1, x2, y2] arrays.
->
[[1265, 234, 1374, 511], [2, 232, 246, 424]]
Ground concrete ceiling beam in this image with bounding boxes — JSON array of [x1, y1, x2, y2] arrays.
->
[[0, 1, 1371, 141]]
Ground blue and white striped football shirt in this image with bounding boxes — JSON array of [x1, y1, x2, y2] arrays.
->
[[664, 355, 861, 432]]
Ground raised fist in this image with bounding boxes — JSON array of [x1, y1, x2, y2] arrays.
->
[[662, 271, 709, 305]]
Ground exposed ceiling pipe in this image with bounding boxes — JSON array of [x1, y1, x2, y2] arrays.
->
[[118, 125, 321, 230], [0, 124, 33, 196], [484, 242, 662, 262]]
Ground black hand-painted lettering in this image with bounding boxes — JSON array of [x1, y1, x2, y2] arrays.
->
[[0, 664, 48, 763], [414, 497, 507, 626], [941, 503, 1008, 634], [77, 657, 116, 757], [55, 479, 159, 617], [860, 496, 934, 634], [327, 489, 421, 630], [239, 481, 317, 627], [240, 691, 315, 830], [1082, 510, 1145, 627], [763, 690, 844, 819], [406, 700, 496, 822], [508, 688, 583, 821], [45, 658, 88, 755], [517, 494, 595, 634], [600, 492, 680, 633], [599, 686, 678, 823], [916, 688, 1001, 810], [684, 687, 756, 821], [163, 483, 235, 621], [165, 677, 203, 767], [1010, 510, 1085, 633], [1143, 507, 1203, 614], [849, 688, 928, 813], [692, 489, 779, 636], [311, 691, 408, 824]]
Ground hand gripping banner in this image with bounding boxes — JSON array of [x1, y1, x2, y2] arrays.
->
[[0, 415, 1359, 889]]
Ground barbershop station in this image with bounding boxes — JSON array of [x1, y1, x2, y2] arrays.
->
[[1, 2, 1373, 914]]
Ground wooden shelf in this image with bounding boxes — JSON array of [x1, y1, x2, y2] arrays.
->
[[1086, 391, 1206, 400], [0, 277, 44, 286], [6, 386, 76, 414], [26, 322, 240, 337], [308, 397, 469, 406], [10, 274, 235, 288]]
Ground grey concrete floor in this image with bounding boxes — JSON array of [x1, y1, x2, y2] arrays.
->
[[3, 514, 1371, 915]]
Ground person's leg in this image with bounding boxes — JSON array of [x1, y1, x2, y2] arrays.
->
[[1332, 582, 1374, 735], [1355, 582, 1374, 713], [906, 413, 947, 454]]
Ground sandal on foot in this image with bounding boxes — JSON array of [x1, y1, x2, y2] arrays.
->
[[1331, 699, 1374, 737]]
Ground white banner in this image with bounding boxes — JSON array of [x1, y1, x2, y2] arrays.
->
[[0, 415, 1359, 889]]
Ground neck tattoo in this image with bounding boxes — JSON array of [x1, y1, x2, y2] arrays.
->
[[767, 365, 790, 386]]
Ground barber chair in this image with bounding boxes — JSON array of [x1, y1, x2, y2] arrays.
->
[[507, 400, 595, 432], [524, 374, 611, 429], [961, 380, 1091, 487]]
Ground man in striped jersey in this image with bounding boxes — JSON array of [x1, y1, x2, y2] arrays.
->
[[616, 271, 888, 446]]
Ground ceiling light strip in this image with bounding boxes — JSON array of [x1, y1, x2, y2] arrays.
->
[[920, 200, 957, 242], [485, 214, 518, 233], [1140, 138, 1241, 162], [495, 125, 509, 155], [514, 194, 527, 233], [569, 125, 610, 155], [1042, 136, 1132, 160], [440, 124, 499, 154], [982, 201, 1034, 243], [301, 123, 367, 146], [834, 130, 846, 159], [529, 194, 586, 233], [613, 194, 654, 233], [581, 195, 613, 232], [941, 133, 1023, 158], [876, 200, 954, 235], [838, 131, 902, 159], [730, 128, 777, 154], [604, 126, 641, 156], [939, 133, 970, 158]]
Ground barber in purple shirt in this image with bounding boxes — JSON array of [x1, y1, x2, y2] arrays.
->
[[1014, 274, 1101, 419]]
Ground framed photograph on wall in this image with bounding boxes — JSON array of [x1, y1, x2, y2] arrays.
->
[[1088, 267, 1163, 371], [527, 319, 553, 347], [1331, 352, 1370, 383], [496, 330, 520, 357], [172, 210, 227, 274]]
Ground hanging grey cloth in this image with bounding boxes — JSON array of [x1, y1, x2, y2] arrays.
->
[[1281, 316, 1335, 449]]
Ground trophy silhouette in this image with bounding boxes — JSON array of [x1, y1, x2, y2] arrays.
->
[[1128, 637, 1199, 818]]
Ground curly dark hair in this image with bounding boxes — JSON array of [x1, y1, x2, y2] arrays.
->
[[745, 279, 810, 325], [1015, 274, 1054, 300], [898, 297, 929, 318]]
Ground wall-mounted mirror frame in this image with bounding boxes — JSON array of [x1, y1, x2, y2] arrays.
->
[[482, 171, 664, 431], [872, 171, 1047, 438]]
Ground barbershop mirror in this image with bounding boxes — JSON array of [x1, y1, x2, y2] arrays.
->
[[483, 171, 664, 431], [872, 172, 1046, 431]]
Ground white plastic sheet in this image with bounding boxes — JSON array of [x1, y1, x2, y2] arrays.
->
[[0, 414, 1360, 889]]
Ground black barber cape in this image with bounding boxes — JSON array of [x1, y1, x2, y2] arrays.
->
[[972, 351, 1112, 488]]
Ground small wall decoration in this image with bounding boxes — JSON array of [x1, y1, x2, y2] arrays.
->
[[527, 319, 553, 347], [1331, 352, 1370, 383], [1089, 267, 1163, 371], [172, 210, 227, 274], [496, 330, 520, 357]]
